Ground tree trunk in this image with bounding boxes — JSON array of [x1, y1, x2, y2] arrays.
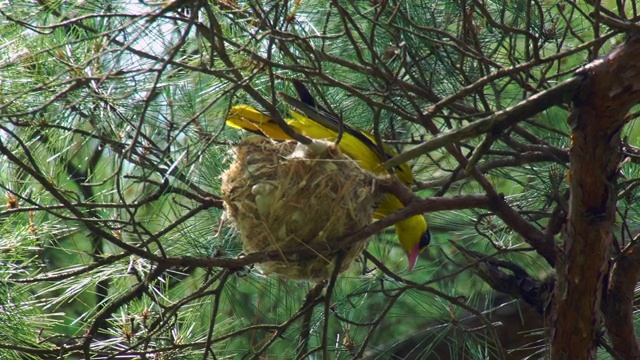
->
[[551, 34, 640, 359]]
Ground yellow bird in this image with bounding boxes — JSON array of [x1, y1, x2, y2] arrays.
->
[[226, 82, 430, 269]]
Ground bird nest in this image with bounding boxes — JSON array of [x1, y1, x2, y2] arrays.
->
[[221, 137, 380, 281]]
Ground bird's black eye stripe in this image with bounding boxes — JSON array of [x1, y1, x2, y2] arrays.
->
[[419, 230, 431, 248]]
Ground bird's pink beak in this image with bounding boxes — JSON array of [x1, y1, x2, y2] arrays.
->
[[407, 244, 420, 270]]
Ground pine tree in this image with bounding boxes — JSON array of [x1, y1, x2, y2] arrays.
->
[[1, 1, 639, 359]]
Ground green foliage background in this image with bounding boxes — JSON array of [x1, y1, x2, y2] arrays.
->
[[0, 0, 637, 359]]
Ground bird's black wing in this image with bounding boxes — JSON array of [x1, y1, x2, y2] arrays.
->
[[281, 81, 390, 162]]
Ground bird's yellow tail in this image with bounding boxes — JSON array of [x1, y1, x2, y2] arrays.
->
[[226, 105, 293, 141]]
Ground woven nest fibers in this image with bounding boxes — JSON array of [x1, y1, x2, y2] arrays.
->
[[221, 137, 380, 281]]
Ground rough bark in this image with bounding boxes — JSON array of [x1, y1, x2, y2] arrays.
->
[[551, 34, 640, 359], [603, 242, 640, 360]]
